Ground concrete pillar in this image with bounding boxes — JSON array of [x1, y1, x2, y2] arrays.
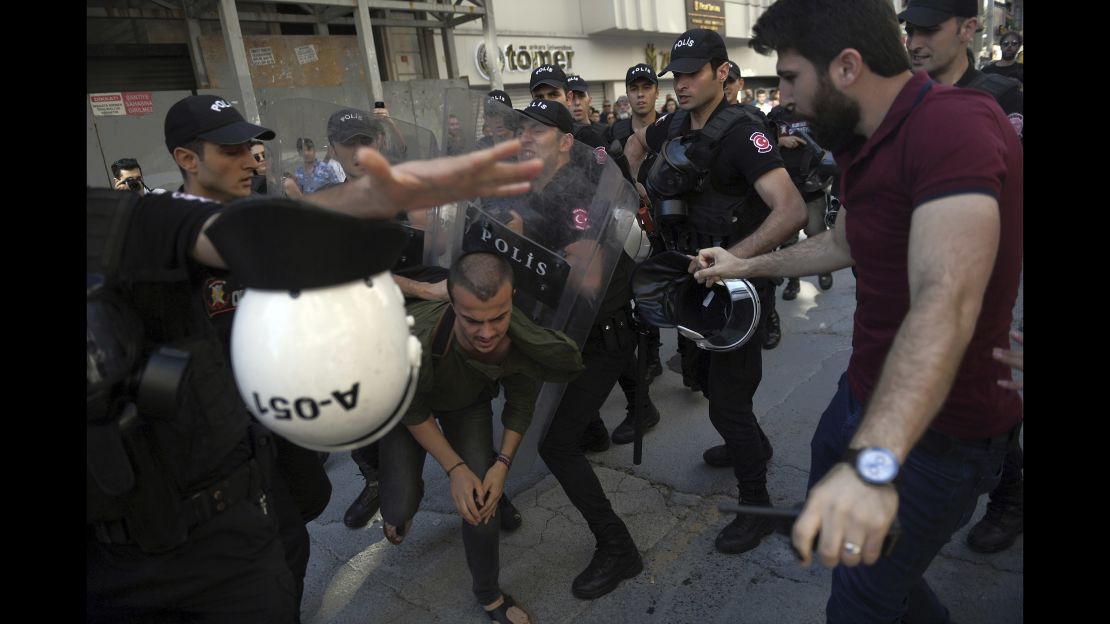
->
[[217, 0, 261, 124], [355, 0, 385, 102], [441, 24, 459, 79], [480, 1, 503, 90], [183, 11, 211, 89]]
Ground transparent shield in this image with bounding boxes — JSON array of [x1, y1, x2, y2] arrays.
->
[[426, 105, 639, 470], [258, 98, 439, 197], [441, 88, 489, 156], [259, 98, 444, 270]]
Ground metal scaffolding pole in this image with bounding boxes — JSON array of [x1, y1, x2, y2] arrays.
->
[[441, 20, 459, 79], [479, 0, 503, 90], [355, 0, 384, 102], [217, 0, 262, 123]]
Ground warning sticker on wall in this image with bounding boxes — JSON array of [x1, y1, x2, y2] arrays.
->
[[250, 47, 276, 66], [295, 44, 319, 65], [123, 92, 153, 115], [89, 92, 125, 116]]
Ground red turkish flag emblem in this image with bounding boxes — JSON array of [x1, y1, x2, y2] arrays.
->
[[750, 132, 772, 154]]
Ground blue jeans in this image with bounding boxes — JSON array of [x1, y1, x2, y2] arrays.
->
[[809, 373, 1012, 624]]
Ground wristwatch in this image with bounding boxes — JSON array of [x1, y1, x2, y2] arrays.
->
[[842, 447, 900, 486]]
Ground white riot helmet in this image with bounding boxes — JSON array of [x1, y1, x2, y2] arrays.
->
[[207, 198, 421, 451]]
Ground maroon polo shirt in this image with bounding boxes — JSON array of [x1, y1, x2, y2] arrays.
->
[[837, 71, 1023, 439]]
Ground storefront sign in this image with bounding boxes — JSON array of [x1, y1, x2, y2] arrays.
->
[[475, 42, 576, 80], [687, 0, 725, 33]]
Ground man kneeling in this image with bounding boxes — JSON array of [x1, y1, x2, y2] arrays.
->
[[378, 251, 584, 623]]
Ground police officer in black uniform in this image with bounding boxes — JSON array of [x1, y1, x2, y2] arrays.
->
[[494, 99, 648, 598], [87, 189, 298, 624], [624, 28, 807, 554], [529, 64, 610, 162], [769, 105, 837, 299], [158, 96, 331, 620], [899, 0, 1025, 554], [528, 64, 653, 450], [86, 98, 544, 622]]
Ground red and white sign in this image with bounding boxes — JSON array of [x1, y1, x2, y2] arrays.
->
[[89, 92, 125, 116], [90, 92, 154, 116], [123, 92, 153, 116]]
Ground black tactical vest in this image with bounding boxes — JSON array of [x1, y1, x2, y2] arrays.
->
[[87, 188, 255, 553], [660, 105, 774, 254]]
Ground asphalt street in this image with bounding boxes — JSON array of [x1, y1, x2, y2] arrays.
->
[[299, 267, 1024, 624]]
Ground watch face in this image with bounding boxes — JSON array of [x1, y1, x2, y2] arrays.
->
[[858, 448, 898, 484]]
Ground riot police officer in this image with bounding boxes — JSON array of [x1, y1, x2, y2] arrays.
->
[[624, 29, 807, 554], [86, 105, 544, 621]]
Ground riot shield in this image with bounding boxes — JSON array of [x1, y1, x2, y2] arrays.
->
[[441, 88, 488, 156], [259, 98, 445, 274], [426, 105, 639, 470], [259, 98, 437, 193]]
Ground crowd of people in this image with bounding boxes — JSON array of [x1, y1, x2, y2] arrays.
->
[[88, 0, 1022, 622]]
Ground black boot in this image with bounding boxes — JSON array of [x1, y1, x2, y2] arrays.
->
[[762, 309, 782, 350], [580, 416, 611, 453], [967, 478, 1023, 553], [343, 471, 381, 529], [782, 278, 801, 301], [715, 492, 775, 554], [571, 524, 644, 599], [703, 432, 773, 468], [611, 400, 661, 445]]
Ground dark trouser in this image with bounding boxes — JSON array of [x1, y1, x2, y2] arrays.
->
[[351, 441, 381, 476], [809, 373, 1013, 624], [379, 402, 503, 605], [271, 435, 332, 619], [540, 317, 637, 537], [87, 492, 296, 624], [988, 435, 1023, 505], [704, 279, 772, 497]]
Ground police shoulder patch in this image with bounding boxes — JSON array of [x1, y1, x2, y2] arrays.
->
[[750, 132, 772, 154], [593, 146, 608, 165], [1007, 112, 1023, 138], [203, 277, 241, 317]]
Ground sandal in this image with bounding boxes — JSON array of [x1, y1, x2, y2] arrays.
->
[[383, 519, 412, 545], [484, 593, 533, 624]]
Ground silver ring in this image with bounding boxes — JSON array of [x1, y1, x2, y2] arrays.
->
[[843, 542, 862, 556]]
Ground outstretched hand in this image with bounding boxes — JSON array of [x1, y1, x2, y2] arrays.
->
[[312, 139, 542, 221], [355, 140, 541, 216]]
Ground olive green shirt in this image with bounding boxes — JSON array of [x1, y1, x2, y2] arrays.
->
[[400, 300, 585, 434]]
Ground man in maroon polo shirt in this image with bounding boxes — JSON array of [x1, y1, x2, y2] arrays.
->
[[690, 0, 1022, 621]]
